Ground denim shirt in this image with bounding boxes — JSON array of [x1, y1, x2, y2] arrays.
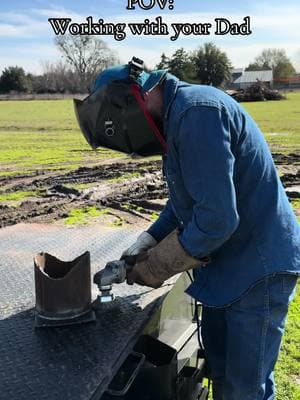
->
[[148, 74, 300, 307]]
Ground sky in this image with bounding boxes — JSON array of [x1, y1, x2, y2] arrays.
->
[[0, 0, 300, 74]]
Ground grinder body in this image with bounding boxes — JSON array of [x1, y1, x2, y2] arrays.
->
[[94, 259, 128, 303]]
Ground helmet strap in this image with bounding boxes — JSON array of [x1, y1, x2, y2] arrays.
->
[[130, 84, 167, 154]]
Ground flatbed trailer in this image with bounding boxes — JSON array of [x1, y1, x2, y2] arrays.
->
[[0, 224, 207, 400]]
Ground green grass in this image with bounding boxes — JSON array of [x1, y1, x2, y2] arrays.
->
[[0, 190, 38, 202], [63, 206, 126, 227], [64, 206, 109, 226], [0, 100, 124, 177], [292, 199, 300, 210], [0, 94, 299, 178], [121, 203, 145, 213], [107, 172, 142, 184], [291, 200, 300, 223], [0, 190, 41, 206], [275, 201, 300, 399], [275, 283, 300, 400], [242, 92, 300, 154], [110, 216, 126, 227], [150, 212, 159, 222]]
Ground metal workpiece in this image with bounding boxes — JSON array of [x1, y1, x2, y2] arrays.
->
[[0, 223, 175, 400], [34, 251, 95, 327]]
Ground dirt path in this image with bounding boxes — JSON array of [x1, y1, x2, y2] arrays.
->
[[0, 154, 299, 229]]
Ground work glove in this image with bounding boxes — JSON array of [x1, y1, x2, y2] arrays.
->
[[122, 231, 157, 257], [125, 229, 210, 288]]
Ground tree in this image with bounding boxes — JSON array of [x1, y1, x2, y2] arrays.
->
[[55, 35, 119, 91], [40, 61, 82, 93], [192, 43, 232, 87], [275, 62, 296, 80], [250, 49, 296, 79], [0, 66, 29, 93], [167, 48, 194, 81], [245, 62, 271, 71], [156, 53, 170, 69]]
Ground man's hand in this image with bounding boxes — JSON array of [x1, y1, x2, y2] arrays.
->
[[126, 229, 210, 288], [125, 252, 164, 288], [122, 231, 157, 257]]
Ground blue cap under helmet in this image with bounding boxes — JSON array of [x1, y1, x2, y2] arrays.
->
[[93, 63, 167, 94]]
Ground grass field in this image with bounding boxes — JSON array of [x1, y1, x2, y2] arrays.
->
[[243, 92, 300, 154], [0, 100, 124, 177], [0, 94, 299, 399], [0, 93, 300, 177]]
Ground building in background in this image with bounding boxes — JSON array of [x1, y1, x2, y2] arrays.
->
[[274, 74, 300, 90], [230, 70, 274, 90], [231, 68, 244, 82]]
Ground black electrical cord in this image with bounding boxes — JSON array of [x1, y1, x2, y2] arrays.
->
[[186, 270, 193, 283], [195, 300, 205, 353], [185, 271, 204, 352], [185, 271, 211, 398]]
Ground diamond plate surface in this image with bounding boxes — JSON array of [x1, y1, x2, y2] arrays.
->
[[0, 223, 173, 400]]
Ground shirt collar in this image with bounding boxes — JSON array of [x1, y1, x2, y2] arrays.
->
[[162, 73, 179, 121]]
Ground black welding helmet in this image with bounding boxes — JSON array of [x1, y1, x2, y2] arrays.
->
[[74, 57, 168, 156]]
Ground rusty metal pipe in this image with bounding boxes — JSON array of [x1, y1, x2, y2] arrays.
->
[[34, 251, 95, 327]]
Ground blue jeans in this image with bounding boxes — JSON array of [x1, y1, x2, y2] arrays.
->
[[201, 274, 298, 400]]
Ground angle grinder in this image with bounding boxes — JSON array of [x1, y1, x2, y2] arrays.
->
[[93, 258, 134, 303]]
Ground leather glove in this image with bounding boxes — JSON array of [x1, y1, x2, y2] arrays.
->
[[122, 231, 157, 257], [126, 229, 210, 288]]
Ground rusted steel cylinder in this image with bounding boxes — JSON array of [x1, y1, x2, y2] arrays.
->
[[34, 251, 95, 327]]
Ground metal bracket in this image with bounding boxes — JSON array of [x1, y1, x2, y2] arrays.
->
[[128, 57, 144, 82]]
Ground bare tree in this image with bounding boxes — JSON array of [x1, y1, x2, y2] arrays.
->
[[30, 61, 81, 94], [55, 35, 119, 91], [41, 61, 67, 93], [250, 49, 296, 79]]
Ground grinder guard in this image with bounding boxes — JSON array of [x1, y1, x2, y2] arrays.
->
[[74, 82, 164, 157]]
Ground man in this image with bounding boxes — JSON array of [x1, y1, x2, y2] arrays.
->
[[74, 58, 300, 400]]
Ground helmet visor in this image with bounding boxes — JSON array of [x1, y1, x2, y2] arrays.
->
[[74, 82, 164, 156]]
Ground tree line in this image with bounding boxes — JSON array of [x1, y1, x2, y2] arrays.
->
[[0, 36, 297, 94], [0, 36, 119, 95], [157, 45, 296, 86]]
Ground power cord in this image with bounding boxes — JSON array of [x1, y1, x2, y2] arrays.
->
[[186, 271, 211, 398], [186, 271, 204, 352]]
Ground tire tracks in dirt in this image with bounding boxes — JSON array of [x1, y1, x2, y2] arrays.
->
[[0, 160, 167, 228], [0, 154, 299, 228]]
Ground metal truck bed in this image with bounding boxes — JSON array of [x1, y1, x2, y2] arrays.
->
[[0, 224, 176, 400]]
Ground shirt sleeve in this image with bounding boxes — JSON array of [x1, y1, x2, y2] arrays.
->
[[177, 105, 240, 258], [147, 199, 179, 242]]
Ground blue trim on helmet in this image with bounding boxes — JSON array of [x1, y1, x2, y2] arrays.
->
[[92, 64, 167, 94]]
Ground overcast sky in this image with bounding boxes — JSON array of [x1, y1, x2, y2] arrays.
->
[[0, 0, 299, 74]]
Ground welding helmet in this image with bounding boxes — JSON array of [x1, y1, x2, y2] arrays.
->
[[74, 57, 168, 156]]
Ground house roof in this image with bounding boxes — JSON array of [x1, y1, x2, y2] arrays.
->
[[231, 68, 244, 74], [234, 70, 273, 84]]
